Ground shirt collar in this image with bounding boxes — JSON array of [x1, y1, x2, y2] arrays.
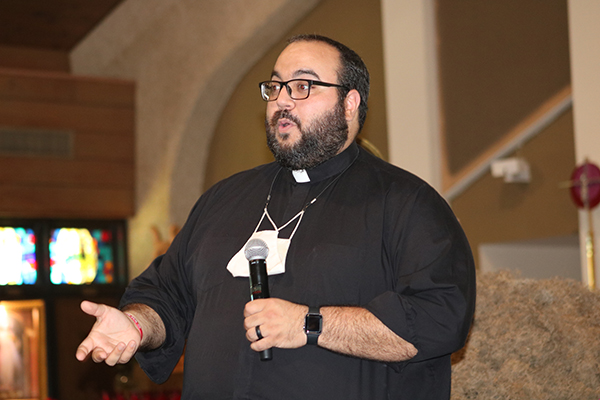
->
[[286, 141, 360, 183]]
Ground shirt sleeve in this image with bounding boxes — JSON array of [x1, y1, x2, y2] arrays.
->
[[119, 200, 203, 384], [365, 182, 476, 364]]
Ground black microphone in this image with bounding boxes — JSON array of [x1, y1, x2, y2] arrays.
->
[[244, 238, 272, 361]]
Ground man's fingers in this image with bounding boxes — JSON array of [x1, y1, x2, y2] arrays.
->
[[104, 341, 137, 366], [244, 298, 267, 317], [75, 345, 90, 361], [250, 335, 273, 352], [91, 348, 108, 363], [76, 336, 136, 365], [105, 342, 126, 366], [80, 300, 104, 318], [75, 336, 96, 361], [246, 325, 265, 342], [121, 340, 138, 363]]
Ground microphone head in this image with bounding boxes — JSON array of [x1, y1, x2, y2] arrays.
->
[[244, 238, 269, 261]]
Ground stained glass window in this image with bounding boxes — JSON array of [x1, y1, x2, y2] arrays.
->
[[49, 228, 114, 285], [0, 227, 37, 286]]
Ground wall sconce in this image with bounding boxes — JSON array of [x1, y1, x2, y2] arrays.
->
[[491, 157, 531, 183]]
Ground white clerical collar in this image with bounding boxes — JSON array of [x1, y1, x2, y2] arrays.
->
[[292, 169, 311, 183]]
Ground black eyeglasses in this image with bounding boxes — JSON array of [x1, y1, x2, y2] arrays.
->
[[259, 79, 347, 101]]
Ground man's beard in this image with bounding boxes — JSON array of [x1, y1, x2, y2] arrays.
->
[[265, 102, 349, 170]]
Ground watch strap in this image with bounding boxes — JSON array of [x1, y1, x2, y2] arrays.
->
[[305, 306, 322, 345]]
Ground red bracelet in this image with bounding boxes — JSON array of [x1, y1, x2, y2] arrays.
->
[[125, 313, 143, 341]]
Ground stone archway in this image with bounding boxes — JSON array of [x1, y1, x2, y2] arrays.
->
[[70, 0, 320, 274]]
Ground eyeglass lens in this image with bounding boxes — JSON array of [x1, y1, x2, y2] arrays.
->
[[261, 80, 311, 101]]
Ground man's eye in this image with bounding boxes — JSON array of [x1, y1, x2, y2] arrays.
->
[[295, 82, 309, 92]]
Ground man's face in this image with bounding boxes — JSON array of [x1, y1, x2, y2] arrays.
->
[[265, 41, 350, 170]]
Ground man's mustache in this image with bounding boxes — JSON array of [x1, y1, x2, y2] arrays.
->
[[270, 109, 302, 129]]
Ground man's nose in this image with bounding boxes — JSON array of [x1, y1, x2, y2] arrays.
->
[[276, 86, 295, 109]]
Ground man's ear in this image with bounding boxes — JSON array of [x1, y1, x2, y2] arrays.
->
[[344, 89, 361, 122]]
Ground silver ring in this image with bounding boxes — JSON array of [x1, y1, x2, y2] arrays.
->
[[255, 325, 263, 340]]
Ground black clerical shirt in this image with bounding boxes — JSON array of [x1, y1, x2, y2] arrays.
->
[[120, 141, 476, 400]]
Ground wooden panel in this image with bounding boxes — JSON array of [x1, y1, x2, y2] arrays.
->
[[0, 0, 125, 51], [0, 69, 135, 218], [0, 185, 134, 219], [75, 132, 134, 161], [0, 69, 135, 107], [0, 45, 70, 72], [0, 71, 70, 102], [0, 99, 134, 134], [73, 79, 135, 107], [0, 158, 133, 187]]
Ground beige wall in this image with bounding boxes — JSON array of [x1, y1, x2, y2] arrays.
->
[[204, 0, 388, 190], [452, 109, 578, 264], [436, 0, 571, 177]]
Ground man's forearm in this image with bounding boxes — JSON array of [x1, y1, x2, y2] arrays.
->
[[318, 306, 417, 362], [121, 303, 166, 351]]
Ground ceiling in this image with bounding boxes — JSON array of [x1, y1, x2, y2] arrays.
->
[[0, 0, 125, 51]]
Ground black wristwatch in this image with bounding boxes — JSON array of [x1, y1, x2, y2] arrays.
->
[[304, 306, 322, 345]]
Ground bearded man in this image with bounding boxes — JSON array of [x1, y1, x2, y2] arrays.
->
[[76, 34, 476, 400]]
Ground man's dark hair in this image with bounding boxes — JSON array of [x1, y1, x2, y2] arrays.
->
[[288, 34, 370, 133]]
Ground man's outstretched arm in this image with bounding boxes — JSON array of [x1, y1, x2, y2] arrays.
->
[[75, 301, 166, 366]]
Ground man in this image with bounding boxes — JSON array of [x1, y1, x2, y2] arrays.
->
[[76, 34, 476, 399]]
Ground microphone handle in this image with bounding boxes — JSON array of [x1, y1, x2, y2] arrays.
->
[[249, 259, 273, 361], [260, 347, 273, 361]]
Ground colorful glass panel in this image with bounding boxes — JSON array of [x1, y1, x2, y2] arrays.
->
[[0, 227, 37, 285], [49, 228, 114, 285]]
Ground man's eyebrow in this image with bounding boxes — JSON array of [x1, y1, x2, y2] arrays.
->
[[270, 69, 321, 80], [292, 69, 321, 79]]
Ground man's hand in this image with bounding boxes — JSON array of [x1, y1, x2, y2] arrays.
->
[[244, 299, 418, 362], [75, 301, 141, 366], [244, 298, 308, 352]]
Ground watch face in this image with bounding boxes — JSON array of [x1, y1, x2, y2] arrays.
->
[[306, 314, 322, 333]]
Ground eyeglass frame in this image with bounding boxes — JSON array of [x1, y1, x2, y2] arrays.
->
[[258, 79, 349, 102]]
